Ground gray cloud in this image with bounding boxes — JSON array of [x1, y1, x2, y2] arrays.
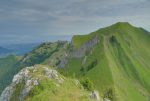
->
[[0, 0, 149, 44]]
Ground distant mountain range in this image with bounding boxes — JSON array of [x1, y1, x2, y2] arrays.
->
[[5, 43, 39, 55], [0, 47, 13, 56], [0, 43, 39, 57]]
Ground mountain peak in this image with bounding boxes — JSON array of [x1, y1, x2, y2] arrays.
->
[[115, 21, 130, 25], [111, 22, 132, 28]]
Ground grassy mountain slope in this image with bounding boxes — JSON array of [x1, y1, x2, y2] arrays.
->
[[0, 55, 21, 94], [0, 41, 68, 95], [60, 22, 150, 101], [20, 41, 68, 68], [24, 66, 90, 101], [1, 22, 150, 101]]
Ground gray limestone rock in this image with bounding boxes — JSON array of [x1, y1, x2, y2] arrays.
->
[[0, 65, 64, 101]]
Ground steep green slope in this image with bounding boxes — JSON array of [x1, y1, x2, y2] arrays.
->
[[59, 22, 150, 101], [72, 34, 96, 49], [0, 55, 21, 94]]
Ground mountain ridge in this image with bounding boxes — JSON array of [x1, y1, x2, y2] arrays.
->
[[0, 22, 150, 101], [59, 22, 150, 101]]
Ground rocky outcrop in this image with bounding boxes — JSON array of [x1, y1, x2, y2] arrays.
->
[[89, 90, 111, 101], [0, 64, 102, 101], [0, 65, 64, 101], [89, 90, 100, 101], [58, 35, 100, 68], [103, 98, 111, 101], [71, 35, 100, 58]]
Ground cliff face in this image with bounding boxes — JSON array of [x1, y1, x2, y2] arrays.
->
[[58, 35, 100, 68], [71, 35, 100, 58]]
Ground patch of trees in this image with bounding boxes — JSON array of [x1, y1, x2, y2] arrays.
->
[[80, 59, 98, 74], [110, 35, 120, 47], [103, 88, 115, 101], [87, 59, 98, 71], [80, 78, 94, 91], [110, 35, 116, 43], [55, 57, 61, 66]]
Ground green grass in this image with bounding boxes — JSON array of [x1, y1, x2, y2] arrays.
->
[[1, 22, 150, 101], [60, 22, 150, 101], [0, 55, 20, 77], [0, 41, 68, 96], [60, 58, 83, 77], [72, 33, 96, 49], [20, 41, 68, 67], [26, 79, 90, 101], [10, 65, 91, 101]]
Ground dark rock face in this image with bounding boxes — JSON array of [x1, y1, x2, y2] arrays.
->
[[58, 35, 100, 68]]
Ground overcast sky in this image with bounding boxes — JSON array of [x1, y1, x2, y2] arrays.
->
[[0, 0, 150, 45]]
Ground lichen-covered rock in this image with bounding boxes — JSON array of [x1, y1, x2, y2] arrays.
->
[[0, 65, 64, 101], [0, 67, 32, 101], [0, 64, 104, 101]]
